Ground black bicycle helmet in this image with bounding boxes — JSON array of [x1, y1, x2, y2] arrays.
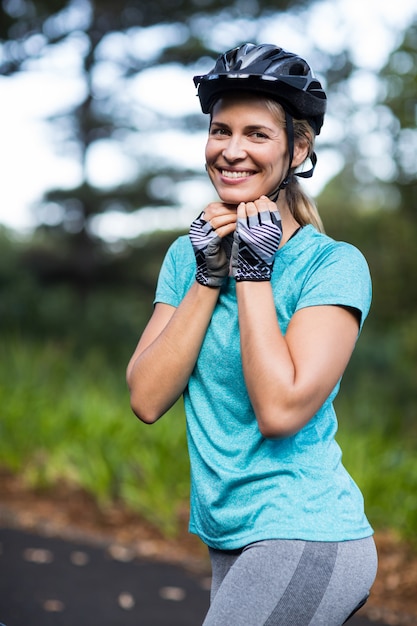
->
[[193, 43, 326, 135]]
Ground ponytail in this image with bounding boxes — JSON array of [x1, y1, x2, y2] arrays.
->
[[286, 176, 325, 233]]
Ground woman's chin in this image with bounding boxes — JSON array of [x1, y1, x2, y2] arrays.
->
[[217, 188, 261, 205]]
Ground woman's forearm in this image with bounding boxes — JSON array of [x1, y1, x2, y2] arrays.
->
[[236, 281, 359, 438], [127, 282, 220, 423], [236, 281, 298, 437]]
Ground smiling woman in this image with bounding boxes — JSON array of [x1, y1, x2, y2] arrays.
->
[[126, 42, 378, 625]]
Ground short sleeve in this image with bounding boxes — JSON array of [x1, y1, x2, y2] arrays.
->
[[295, 242, 372, 332], [154, 236, 195, 307]]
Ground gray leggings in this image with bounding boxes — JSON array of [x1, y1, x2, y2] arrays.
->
[[203, 537, 377, 626]]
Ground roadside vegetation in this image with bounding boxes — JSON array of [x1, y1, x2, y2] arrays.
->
[[0, 302, 417, 539]]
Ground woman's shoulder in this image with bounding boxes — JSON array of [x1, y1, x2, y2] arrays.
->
[[284, 226, 372, 327], [295, 225, 369, 269], [163, 233, 194, 263], [167, 233, 192, 251]]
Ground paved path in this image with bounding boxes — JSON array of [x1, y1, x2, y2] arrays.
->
[[0, 527, 386, 625]]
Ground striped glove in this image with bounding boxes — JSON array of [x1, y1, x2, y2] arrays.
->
[[231, 210, 282, 281], [189, 213, 231, 288]]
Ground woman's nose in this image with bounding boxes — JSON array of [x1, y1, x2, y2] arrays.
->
[[222, 136, 246, 161]]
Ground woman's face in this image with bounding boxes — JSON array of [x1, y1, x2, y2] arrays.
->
[[205, 94, 290, 205]]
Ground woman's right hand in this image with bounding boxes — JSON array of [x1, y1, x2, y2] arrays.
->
[[189, 202, 237, 288], [202, 202, 238, 238]]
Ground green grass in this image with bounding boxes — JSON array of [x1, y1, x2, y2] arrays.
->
[[338, 426, 417, 541], [0, 337, 189, 535], [1, 336, 417, 542]]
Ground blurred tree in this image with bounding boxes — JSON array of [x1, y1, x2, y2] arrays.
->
[[0, 0, 321, 74], [0, 0, 340, 289], [380, 19, 417, 216], [319, 16, 417, 329]]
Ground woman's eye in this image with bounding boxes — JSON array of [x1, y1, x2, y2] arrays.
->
[[251, 132, 268, 139], [211, 128, 228, 136]]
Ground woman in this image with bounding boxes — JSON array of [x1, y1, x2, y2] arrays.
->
[[127, 43, 377, 625]]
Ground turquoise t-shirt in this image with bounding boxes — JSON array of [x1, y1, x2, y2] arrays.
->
[[154, 225, 373, 549]]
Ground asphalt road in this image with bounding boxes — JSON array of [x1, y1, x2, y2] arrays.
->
[[0, 527, 387, 626]]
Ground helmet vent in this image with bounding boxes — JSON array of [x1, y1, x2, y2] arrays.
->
[[290, 62, 307, 76]]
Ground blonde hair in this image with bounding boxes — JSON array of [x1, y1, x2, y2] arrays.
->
[[264, 99, 325, 233]]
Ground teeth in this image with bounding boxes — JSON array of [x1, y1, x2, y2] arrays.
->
[[222, 170, 252, 179]]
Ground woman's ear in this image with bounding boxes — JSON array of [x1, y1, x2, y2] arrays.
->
[[291, 140, 309, 169]]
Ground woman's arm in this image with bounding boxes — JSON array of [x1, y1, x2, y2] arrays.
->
[[236, 280, 359, 438], [127, 202, 237, 424], [127, 282, 220, 423]]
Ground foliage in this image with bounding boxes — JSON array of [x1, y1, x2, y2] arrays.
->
[[335, 314, 417, 541], [0, 336, 189, 535], [1, 332, 416, 541], [0, 226, 179, 357], [338, 422, 417, 543], [320, 194, 417, 329], [0, 0, 309, 61]]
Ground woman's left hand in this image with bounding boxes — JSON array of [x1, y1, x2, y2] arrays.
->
[[231, 196, 282, 282]]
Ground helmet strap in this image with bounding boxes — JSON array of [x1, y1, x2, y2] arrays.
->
[[267, 112, 317, 203], [267, 112, 294, 203]]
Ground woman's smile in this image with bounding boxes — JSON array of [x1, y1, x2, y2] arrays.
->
[[220, 169, 255, 180]]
